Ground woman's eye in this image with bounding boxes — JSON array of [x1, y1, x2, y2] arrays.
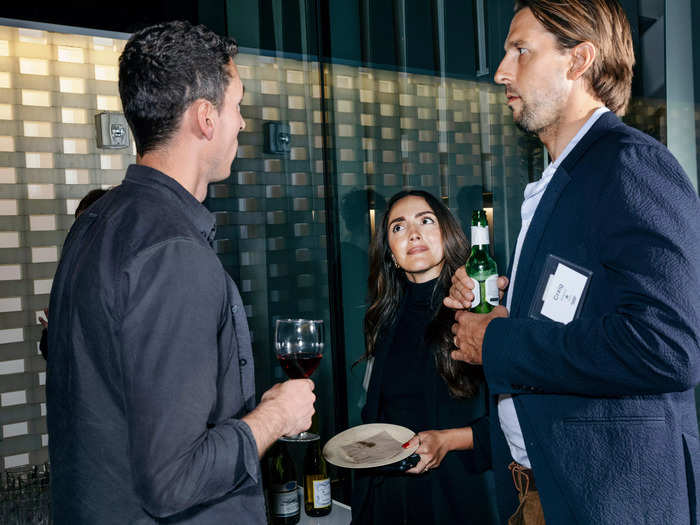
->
[[421, 217, 435, 225], [391, 224, 404, 233], [518, 48, 528, 55]]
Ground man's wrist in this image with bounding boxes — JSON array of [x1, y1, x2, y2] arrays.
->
[[242, 400, 286, 457]]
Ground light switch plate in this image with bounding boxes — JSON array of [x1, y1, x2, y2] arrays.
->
[[264, 121, 291, 155], [95, 112, 130, 149]]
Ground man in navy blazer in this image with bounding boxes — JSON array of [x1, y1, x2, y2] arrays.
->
[[447, 1, 700, 524]]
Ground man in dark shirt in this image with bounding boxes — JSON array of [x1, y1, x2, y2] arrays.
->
[[39, 188, 108, 359], [47, 21, 316, 523]]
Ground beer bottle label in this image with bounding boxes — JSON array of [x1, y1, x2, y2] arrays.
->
[[313, 479, 331, 508], [485, 275, 499, 306], [470, 225, 489, 246], [470, 278, 481, 307]]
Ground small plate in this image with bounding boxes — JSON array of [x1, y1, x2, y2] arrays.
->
[[322, 423, 418, 469]]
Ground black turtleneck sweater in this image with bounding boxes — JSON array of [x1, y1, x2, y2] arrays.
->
[[379, 277, 438, 432], [353, 276, 499, 524]]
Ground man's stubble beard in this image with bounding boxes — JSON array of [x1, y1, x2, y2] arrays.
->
[[512, 87, 567, 139]]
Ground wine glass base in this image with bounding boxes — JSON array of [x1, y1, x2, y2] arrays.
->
[[279, 431, 319, 442]]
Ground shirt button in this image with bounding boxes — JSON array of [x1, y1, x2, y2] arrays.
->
[[239, 358, 247, 367], [231, 304, 239, 314]]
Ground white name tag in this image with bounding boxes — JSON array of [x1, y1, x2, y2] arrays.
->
[[540, 263, 588, 324]]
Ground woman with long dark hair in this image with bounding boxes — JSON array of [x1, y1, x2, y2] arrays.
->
[[350, 190, 501, 524]]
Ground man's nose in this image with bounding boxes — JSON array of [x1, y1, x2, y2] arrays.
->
[[494, 56, 511, 85], [240, 117, 246, 131]]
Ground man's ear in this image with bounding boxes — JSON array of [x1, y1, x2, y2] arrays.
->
[[568, 41, 596, 80], [193, 99, 216, 140]]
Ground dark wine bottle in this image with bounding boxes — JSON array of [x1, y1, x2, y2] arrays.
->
[[268, 441, 300, 524], [466, 209, 498, 313], [304, 437, 331, 517]]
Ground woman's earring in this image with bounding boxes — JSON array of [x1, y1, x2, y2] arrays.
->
[[391, 255, 399, 269]]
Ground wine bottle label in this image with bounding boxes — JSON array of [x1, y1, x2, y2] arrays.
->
[[470, 225, 489, 246], [470, 277, 481, 308], [270, 482, 299, 517], [485, 275, 499, 306], [313, 479, 331, 508]]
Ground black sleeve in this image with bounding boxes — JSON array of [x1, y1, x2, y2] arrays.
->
[[39, 327, 48, 360], [119, 240, 259, 518], [450, 414, 491, 474]]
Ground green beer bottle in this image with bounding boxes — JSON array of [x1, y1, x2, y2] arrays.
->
[[466, 210, 498, 313]]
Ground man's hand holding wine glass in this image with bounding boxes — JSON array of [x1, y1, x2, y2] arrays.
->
[[273, 319, 325, 441], [261, 379, 316, 436], [243, 379, 316, 457], [244, 319, 324, 455]]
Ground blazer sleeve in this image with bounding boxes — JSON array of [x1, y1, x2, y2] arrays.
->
[[484, 143, 700, 397]]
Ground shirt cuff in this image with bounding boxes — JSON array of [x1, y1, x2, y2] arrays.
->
[[221, 418, 261, 489]]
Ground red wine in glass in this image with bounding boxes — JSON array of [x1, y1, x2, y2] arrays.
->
[[274, 319, 324, 442], [277, 354, 322, 379]]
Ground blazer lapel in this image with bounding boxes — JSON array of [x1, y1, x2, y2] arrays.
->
[[509, 168, 572, 317], [509, 111, 621, 316], [559, 111, 622, 175], [504, 246, 515, 303]]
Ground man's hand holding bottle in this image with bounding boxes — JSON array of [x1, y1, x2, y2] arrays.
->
[[441, 209, 509, 365], [443, 267, 509, 310], [446, 209, 508, 312], [444, 262, 510, 366]]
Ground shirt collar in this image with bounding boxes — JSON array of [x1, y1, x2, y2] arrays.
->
[[525, 106, 610, 201], [548, 106, 610, 174], [124, 164, 216, 244]]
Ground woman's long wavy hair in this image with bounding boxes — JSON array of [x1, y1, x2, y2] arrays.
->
[[363, 190, 484, 398]]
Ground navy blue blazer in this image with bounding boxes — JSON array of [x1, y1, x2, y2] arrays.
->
[[484, 112, 700, 524]]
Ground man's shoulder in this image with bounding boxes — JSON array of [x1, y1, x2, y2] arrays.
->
[[581, 116, 685, 180], [76, 183, 217, 283], [594, 116, 666, 154], [110, 183, 210, 250], [580, 116, 699, 210]]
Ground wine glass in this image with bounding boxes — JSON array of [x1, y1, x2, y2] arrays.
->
[[275, 318, 324, 441]]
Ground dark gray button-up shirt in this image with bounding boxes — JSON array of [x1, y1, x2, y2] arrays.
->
[[47, 165, 264, 524]]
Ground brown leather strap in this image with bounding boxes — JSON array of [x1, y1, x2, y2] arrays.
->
[[509, 461, 537, 492]]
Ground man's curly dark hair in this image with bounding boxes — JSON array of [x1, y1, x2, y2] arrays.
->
[[118, 21, 238, 156]]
